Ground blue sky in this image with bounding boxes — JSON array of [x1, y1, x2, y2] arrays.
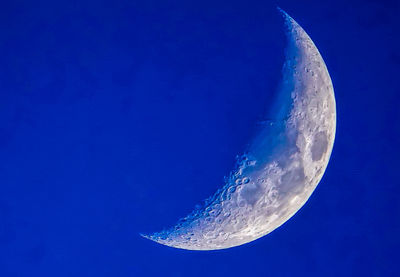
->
[[0, 0, 399, 276]]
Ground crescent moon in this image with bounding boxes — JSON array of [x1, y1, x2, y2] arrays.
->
[[143, 9, 336, 250]]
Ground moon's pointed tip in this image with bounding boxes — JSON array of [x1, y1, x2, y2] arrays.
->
[[276, 8, 302, 42], [140, 231, 173, 246], [140, 231, 186, 250], [276, 7, 289, 19], [139, 232, 152, 241], [276, 6, 285, 14], [139, 232, 160, 244], [279, 9, 296, 25]]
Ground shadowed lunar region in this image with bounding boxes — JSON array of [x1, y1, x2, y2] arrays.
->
[[143, 10, 336, 250]]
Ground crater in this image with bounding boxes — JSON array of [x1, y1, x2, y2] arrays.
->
[[240, 182, 263, 206], [311, 131, 328, 161]]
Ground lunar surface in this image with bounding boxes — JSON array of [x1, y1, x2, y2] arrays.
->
[[143, 10, 336, 250]]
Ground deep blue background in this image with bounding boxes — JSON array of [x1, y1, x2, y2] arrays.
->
[[0, 0, 399, 276]]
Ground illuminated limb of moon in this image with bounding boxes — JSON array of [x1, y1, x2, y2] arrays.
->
[[143, 10, 336, 250]]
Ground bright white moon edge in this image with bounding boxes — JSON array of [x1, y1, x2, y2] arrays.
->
[[142, 9, 336, 250]]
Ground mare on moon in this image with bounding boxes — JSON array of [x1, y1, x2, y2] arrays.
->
[[143, 10, 336, 250]]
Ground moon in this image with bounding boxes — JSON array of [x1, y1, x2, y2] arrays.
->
[[143, 10, 336, 250]]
